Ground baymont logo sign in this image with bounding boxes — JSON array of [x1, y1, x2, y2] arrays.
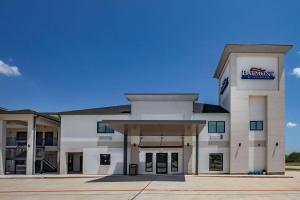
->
[[241, 67, 275, 80]]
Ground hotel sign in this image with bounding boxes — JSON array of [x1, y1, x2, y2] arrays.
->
[[241, 67, 275, 80], [220, 77, 229, 95]]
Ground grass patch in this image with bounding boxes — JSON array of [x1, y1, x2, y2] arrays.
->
[[286, 162, 300, 166], [286, 168, 300, 171]]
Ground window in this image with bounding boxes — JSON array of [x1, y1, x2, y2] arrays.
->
[[209, 153, 223, 171], [45, 132, 54, 146], [16, 132, 27, 140], [36, 132, 43, 146], [16, 132, 27, 146], [100, 154, 111, 165], [250, 121, 263, 131], [145, 153, 153, 172], [171, 153, 178, 172], [208, 121, 225, 133], [97, 122, 114, 133]]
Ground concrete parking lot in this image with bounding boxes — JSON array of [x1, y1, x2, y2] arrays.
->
[[0, 171, 300, 200]]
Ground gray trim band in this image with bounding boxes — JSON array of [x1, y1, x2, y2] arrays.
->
[[102, 120, 206, 125], [199, 141, 230, 148]]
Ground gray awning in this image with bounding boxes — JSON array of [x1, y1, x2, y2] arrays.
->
[[102, 120, 206, 136], [102, 120, 205, 125]]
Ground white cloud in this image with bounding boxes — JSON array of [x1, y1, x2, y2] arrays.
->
[[0, 60, 21, 76], [292, 67, 300, 78], [287, 122, 298, 128]]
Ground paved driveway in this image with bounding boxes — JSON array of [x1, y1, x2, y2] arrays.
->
[[0, 172, 300, 200]]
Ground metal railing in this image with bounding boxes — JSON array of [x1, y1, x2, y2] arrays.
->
[[6, 137, 58, 147], [35, 148, 44, 159], [6, 137, 27, 146], [45, 137, 58, 146], [5, 148, 27, 159], [36, 137, 58, 146]]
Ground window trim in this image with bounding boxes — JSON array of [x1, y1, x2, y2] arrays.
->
[[208, 121, 225, 133], [250, 121, 264, 131], [97, 122, 114, 134], [209, 153, 223, 171]]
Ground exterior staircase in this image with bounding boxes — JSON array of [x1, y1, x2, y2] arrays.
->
[[42, 157, 57, 172]]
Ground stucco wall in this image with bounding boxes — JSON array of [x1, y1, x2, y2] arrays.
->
[[228, 53, 285, 174], [60, 114, 130, 174], [193, 113, 230, 173], [219, 59, 231, 111], [131, 101, 193, 120], [236, 55, 279, 90], [248, 96, 267, 172], [83, 147, 129, 175]]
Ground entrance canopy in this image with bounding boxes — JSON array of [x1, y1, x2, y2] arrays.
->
[[102, 120, 206, 136]]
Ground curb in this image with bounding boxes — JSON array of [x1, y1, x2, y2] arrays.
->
[[0, 174, 293, 179]]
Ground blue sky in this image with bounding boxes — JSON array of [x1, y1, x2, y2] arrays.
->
[[0, 0, 299, 153]]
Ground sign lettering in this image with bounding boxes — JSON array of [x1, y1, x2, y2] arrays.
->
[[241, 67, 275, 80]]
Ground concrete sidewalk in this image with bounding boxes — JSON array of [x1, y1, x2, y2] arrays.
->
[[0, 171, 299, 200], [0, 174, 104, 179], [0, 173, 293, 179]]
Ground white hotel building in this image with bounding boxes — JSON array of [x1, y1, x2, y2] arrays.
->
[[0, 44, 292, 175]]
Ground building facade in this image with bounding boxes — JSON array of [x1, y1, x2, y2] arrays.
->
[[0, 44, 292, 175]]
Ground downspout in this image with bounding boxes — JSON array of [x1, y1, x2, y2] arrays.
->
[[32, 115, 37, 175], [57, 114, 61, 174]]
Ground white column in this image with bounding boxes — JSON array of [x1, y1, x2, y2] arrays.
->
[[59, 150, 67, 174], [57, 127, 61, 174], [0, 120, 7, 175], [26, 117, 36, 175], [195, 126, 199, 175], [183, 126, 193, 174], [191, 135, 196, 174]]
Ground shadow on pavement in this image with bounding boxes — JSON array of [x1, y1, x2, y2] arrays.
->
[[87, 175, 186, 182]]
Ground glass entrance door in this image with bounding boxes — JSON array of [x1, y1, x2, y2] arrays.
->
[[156, 153, 168, 174]]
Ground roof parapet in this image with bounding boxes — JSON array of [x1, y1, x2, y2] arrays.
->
[[125, 93, 199, 102], [214, 44, 293, 79]]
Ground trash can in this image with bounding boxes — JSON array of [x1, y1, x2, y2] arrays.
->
[[129, 164, 138, 176]]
